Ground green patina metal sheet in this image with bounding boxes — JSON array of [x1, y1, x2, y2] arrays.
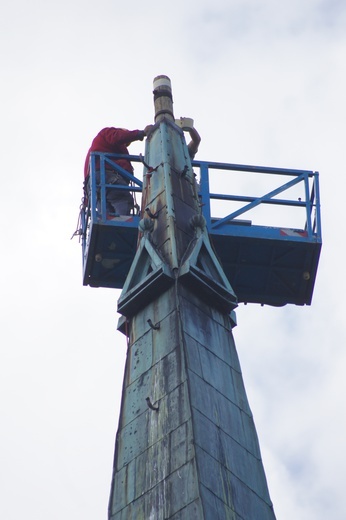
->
[[109, 97, 276, 518]]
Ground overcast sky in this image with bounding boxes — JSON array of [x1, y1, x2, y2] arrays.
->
[[1, 0, 345, 518]]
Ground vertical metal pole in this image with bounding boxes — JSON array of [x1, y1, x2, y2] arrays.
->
[[153, 75, 175, 123]]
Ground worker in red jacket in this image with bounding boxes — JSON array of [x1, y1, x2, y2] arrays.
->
[[84, 126, 153, 215]]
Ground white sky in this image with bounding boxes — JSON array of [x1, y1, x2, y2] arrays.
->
[[1, 0, 345, 518]]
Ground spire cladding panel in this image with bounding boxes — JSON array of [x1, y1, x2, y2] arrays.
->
[[108, 76, 276, 519]]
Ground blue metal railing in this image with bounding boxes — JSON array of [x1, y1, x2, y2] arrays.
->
[[80, 152, 144, 264], [87, 152, 143, 222], [193, 160, 321, 242], [82, 153, 321, 243]]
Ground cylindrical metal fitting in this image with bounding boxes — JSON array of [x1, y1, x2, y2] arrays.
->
[[153, 75, 174, 122]]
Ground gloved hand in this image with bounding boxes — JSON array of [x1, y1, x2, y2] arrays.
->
[[144, 124, 154, 136]]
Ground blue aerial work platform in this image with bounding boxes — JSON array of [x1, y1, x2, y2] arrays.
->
[[80, 152, 321, 307]]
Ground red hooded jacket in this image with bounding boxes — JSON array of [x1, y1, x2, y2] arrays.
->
[[84, 127, 144, 179]]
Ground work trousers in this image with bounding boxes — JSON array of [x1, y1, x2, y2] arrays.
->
[[88, 169, 134, 216]]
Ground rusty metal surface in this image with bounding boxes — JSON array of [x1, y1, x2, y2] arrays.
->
[[141, 120, 199, 270]]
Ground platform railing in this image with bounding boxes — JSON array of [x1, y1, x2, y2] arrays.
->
[[86, 152, 143, 222], [82, 153, 321, 244], [193, 160, 321, 242]]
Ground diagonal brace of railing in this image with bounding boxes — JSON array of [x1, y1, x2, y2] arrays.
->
[[211, 172, 309, 230]]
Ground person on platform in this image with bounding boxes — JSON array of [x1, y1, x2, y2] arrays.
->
[[84, 125, 153, 216]]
